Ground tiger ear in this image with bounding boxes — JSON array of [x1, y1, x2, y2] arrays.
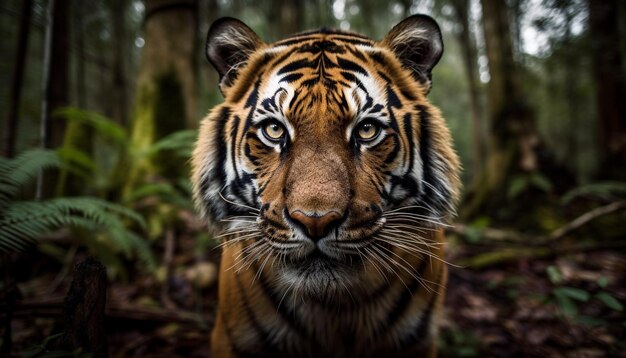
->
[[382, 15, 443, 92], [206, 17, 263, 93]]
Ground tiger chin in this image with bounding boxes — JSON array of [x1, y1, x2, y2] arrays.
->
[[191, 14, 461, 358]]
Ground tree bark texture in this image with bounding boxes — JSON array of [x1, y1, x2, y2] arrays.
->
[[450, 0, 485, 179], [57, 257, 108, 357], [588, 0, 626, 180], [45, 0, 70, 149], [111, 0, 129, 127], [3, 0, 33, 158], [464, 0, 540, 218], [121, 0, 198, 197]]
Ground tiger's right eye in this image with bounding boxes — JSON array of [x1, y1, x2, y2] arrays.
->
[[262, 121, 286, 142]]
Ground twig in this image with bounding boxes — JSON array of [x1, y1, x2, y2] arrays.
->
[[2, 298, 204, 326], [547, 200, 626, 242], [450, 224, 538, 242], [450, 200, 626, 245]]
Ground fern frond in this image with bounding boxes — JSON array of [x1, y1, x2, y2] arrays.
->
[[124, 182, 193, 210], [53, 107, 127, 143], [562, 182, 626, 205], [0, 197, 153, 269], [146, 130, 197, 158], [0, 149, 61, 207]]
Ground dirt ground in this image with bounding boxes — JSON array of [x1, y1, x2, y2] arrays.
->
[[5, 233, 626, 357]]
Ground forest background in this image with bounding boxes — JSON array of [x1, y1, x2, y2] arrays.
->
[[1, 0, 625, 356]]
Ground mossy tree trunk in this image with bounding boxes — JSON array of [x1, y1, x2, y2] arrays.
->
[[121, 0, 198, 198], [462, 0, 541, 219]]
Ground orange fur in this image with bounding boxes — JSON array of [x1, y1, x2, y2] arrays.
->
[[192, 15, 460, 357]]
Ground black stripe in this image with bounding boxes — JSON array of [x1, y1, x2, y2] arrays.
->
[[253, 262, 313, 342], [277, 58, 316, 75], [397, 268, 443, 349], [403, 112, 415, 173], [280, 73, 303, 83], [376, 257, 429, 335], [346, 45, 367, 61], [370, 52, 388, 67], [381, 134, 400, 164], [235, 273, 281, 354], [220, 313, 250, 357], [337, 57, 368, 76], [230, 115, 241, 178], [416, 104, 450, 214], [200, 107, 231, 220]]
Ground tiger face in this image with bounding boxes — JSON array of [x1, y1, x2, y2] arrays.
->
[[192, 16, 460, 301]]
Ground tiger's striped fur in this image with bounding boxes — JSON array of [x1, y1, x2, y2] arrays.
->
[[191, 15, 461, 357]]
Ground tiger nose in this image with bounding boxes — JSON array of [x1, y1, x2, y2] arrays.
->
[[289, 210, 344, 241]]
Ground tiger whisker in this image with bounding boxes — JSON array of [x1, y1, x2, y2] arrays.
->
[[367, 244, 411, 292], [379, 235, 461, 268], [218, 190, 260, 213], [373, 242, 435, 294], [215, 228, 259, 238]]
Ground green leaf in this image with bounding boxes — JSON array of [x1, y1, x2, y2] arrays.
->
[[575, 316, 606, 326], [508, 176, 528, 199], [53, 107, 126, 142], [0, 149, 61, 207], [470, 216, 491, 229], [530, 173, 553, 193], [597, 276, 609, 289], [546, 266, 562, 284], [554, 287, 590, 302], [596, 292, 624, 311], [146, 130, 197, 157], [553, 292, 578, 316]]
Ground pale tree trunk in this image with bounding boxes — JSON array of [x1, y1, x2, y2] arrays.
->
[[4, 0, 33, 158], [450, 0, 484, 179], [463, 0, 541, 218], [589, 0, 626, 180], [121, 0, 198, 197]]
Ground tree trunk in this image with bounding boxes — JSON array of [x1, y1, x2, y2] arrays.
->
[[56, 258, 108, 358], [589, 0, 626, 180], [111, 0, 128, 126], [463, 0, 541, 218], [3, 0, 33, 158], [269, 0, 303, 39], [75, 1, 86, 109], [450, 0, 485, 179], [45, 0, 70, 149], [121, 0, 198, 197], [38, 0, 70, 199]]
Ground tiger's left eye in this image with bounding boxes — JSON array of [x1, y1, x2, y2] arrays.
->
[[355, 121, 381, 142], [262, 121, 286, 141]]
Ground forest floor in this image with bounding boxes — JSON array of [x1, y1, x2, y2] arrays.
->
[[5, 214, 626, 357]]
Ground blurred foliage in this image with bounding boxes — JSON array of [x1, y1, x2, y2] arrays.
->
[[0, 148, 155, 273]]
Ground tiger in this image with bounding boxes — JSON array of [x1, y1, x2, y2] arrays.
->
[[191, 14, 461, 358]]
